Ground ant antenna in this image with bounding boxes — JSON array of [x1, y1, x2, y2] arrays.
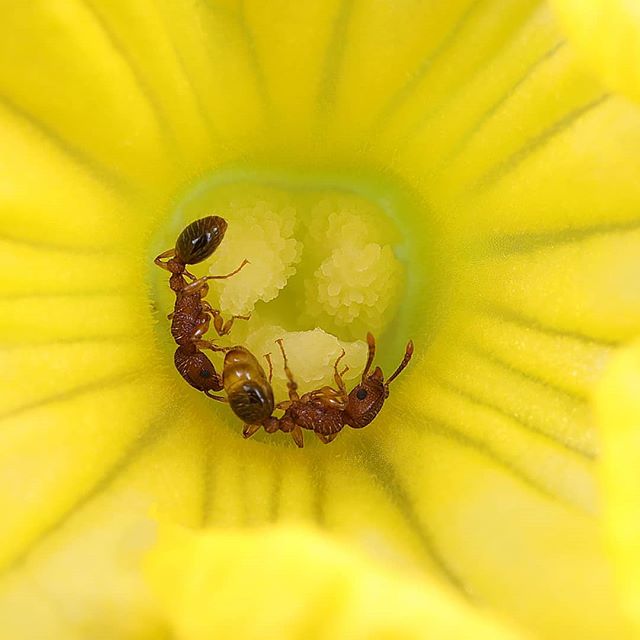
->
[[361, 333, 376, 381], [333, 349, 346, 377], [276, 338, 298, 393], [263, 353, 274, 383], [386, 340, 414, 386], [154, 248, 176, 269]]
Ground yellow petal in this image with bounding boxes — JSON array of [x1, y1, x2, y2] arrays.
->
[[0, 1, 635, 637], [549, 0, 640, 103], [0, 406, 209, 639], [145, 523, 522, 640]]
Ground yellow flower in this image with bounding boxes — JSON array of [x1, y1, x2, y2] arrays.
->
[[1, 1, 640, 638]]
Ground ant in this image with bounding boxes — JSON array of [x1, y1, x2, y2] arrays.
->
[[219, 333, 414, 447], [154, 216, 249, 397]]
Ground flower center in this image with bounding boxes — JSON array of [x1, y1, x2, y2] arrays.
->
[[150, 167, 438, 393]]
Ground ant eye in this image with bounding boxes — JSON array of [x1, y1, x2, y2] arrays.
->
[[356, 388, 368, 400]]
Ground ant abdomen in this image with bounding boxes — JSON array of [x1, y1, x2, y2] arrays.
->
[[223, 347, 274, 423], [175, 216, 228, 265], [174, 344, 223, 393]]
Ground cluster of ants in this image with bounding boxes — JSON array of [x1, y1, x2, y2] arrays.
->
[[154, 216, 414, 447]]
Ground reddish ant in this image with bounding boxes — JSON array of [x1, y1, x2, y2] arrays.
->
[[154, 216, 249, 397], [219, 333, 414, 447]]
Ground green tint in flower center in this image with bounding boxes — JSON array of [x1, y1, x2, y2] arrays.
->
[[150, 167, 437, 396]]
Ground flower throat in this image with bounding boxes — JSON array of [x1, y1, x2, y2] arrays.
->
[[151, 167, 436, 396]]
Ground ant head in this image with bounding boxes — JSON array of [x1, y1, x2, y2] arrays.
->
[[175, 216, 228, 265], [345, 367, 387, 429], [345, 335, 414, 430]]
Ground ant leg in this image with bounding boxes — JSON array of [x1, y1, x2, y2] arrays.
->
[[191, 317, 211, 341], [211, 309, 251, 337], [182, 261, 251, 296], [181, 259, 249, 295], [332, 349, 348, 398], [207, 259, 250, 281], [291, 425, 304, 448], [275, 400, 292, 410], [201, 300, 214, 314], [154, 249, 175, 270], [204, 391, 227, 402], [196, 339, 233, 353], [386, 339, 415, 386], [316, 432, 340, 444], [243, 424, 261, 439], [181, 277, 210, 296], [276, 338, 300, 401], [264, 353, 273, 383]]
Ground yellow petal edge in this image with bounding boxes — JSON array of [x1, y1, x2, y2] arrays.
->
[[596, 340, 640, 636]]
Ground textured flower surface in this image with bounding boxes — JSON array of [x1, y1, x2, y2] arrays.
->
[[2, 1, 640, 638]]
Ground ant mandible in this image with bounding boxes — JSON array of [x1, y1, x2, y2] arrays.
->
[[219, 333, 414, 447], [154, 216, 250, 397]]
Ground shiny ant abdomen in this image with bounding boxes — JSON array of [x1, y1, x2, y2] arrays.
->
[[222, 347, 277, 425]]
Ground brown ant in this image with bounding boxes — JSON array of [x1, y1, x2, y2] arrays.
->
[[154, 216, 249, 397], [220, 333, 414, 447]]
